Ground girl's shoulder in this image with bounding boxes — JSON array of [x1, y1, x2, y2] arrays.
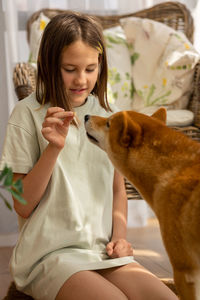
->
[[9, 93, 48, 134], [12, 93, 46, 114]]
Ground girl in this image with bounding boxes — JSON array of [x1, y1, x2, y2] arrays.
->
[[0, 11, 178, 300]]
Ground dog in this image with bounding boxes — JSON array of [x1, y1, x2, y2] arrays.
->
[[84, 108, 200, 300]]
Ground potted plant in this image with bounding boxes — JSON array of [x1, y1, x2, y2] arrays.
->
[[0, 165, 26, 210]]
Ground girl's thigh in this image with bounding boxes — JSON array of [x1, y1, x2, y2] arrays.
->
[[55, 270, 128, 300], [97, 262, 178, 300]]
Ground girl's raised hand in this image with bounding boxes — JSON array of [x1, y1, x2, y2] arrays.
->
[[42, 107, 74, 149]]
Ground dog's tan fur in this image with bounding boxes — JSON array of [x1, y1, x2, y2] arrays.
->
[[84, 108, 200, 300]]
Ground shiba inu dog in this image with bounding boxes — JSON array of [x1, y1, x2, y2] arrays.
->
[[84, 108, 200, 300]]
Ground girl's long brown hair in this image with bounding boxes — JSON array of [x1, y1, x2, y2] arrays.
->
[[36, 11, 111, 114]]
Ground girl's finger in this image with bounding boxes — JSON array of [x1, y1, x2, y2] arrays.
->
[[43, 117, 64, 127], [46, 107, 65, 116], [106, 241, 114, 250], [63, 114, 75, 126], [106, 242, 114, 256], [41, 127, 52, 134], [51, 111, 74, 119]]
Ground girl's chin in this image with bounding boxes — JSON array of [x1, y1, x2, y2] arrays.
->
[[71, 97, 88, 108]]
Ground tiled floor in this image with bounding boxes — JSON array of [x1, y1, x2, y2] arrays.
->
[[0, 217, 172, 299]]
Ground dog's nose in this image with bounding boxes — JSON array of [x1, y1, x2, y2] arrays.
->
[[84, 115, 90, 122]]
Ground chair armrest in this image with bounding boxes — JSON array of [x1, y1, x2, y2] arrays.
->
[[171, 126, 200, 142], [13, 63, 36, 100]]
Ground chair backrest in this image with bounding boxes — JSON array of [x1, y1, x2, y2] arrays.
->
[[13, 1, 194, 101], [26, 2, 194, 43]]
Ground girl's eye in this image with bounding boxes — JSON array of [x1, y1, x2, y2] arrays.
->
[[64, 69, 75, 73], [86, 69, 95, 73]]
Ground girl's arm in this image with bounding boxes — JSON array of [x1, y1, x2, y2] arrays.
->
[[13, 144, 61, 218], [106, 170, 133, 258], [13, 107, 74, 218]]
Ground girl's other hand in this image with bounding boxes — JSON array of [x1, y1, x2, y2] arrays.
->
[[42, 107, 74, 149], [106, 239, 133, 258]]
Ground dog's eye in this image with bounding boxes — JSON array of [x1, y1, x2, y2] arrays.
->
[[106, 121, 110, 128]]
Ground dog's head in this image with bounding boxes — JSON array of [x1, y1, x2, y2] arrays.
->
[[84, 107, 166, 161]]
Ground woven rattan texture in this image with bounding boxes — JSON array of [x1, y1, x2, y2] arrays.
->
[[26, 2, 194, 42]]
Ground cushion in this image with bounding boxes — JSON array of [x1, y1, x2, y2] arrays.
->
[[29, 12, 50, 63], [120, 17, 200, 112], [103, 26, 134, 110], [140, 106, 194, 127]]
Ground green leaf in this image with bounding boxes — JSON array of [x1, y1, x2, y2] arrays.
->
[[105, 35, 125, 45], [130, 81, 136, 99], [12, 179, 23, 194], [7, 188, 27, 205], [0, 166, 26, 210], [0, 165, 9, 181], [0, 190, 12, 211], [3, 168, 13, 186], [4, 199, 12, 210], [147, 84, 156, 105], [151, 90, 171, 105], [131, 53, 140, 65]]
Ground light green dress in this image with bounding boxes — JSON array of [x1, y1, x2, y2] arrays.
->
[[0, 93, 134, 300]]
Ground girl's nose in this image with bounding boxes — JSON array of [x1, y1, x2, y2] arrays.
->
[[75, 72, 86, 85]]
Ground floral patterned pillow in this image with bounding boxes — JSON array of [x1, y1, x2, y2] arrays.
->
[[29, 13, 50, 64], [120, 17, 200, 111], [103, 26, 135, 110]]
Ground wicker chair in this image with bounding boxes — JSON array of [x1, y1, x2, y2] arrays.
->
[[13, 1, 200, 202]]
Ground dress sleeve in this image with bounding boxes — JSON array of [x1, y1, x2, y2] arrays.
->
[[0, 103, 40, 174]]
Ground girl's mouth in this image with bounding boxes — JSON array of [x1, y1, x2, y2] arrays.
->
[[70, 88, 87, 94]]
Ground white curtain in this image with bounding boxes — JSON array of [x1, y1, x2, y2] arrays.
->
[[0, 0, 200, 241]]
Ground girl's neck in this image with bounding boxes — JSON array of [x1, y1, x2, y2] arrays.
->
[[72, 97, 88, 108]]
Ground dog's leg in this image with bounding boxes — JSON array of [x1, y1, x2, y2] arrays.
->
[[174, 269, 200, 300]]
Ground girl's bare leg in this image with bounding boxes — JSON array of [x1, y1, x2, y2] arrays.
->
[[97, 262, 179, 300], [55, 270, 128, 300]]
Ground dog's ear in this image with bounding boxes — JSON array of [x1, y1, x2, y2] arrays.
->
[[151, 107, 166, 124], [119, 112, 142, 148]]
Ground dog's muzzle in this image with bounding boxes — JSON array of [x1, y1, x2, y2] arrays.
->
[[84, 115, 90, 122], [84, 115, 99, 143]]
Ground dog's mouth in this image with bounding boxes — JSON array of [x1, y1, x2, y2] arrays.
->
[[86, 132, 99, 144]]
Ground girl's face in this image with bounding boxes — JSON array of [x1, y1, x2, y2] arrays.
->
[[60, 40, 100, 107]]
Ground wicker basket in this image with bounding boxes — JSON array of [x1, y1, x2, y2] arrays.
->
[[13, 1, 200, 203]]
